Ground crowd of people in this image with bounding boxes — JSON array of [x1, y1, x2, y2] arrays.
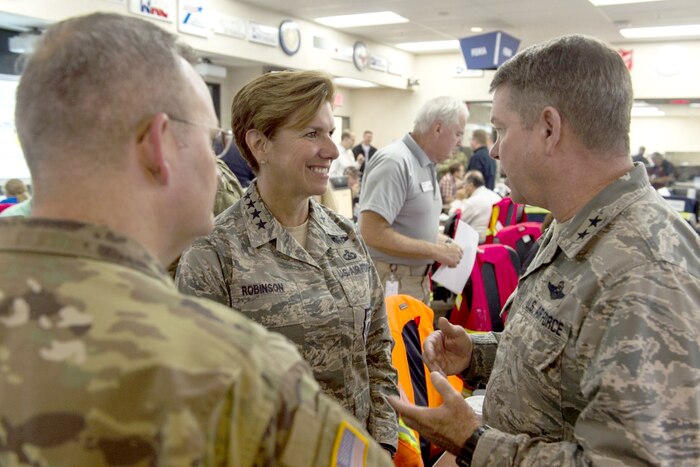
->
[[0, 11, 698, 467]]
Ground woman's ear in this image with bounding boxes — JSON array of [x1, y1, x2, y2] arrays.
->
[[136, 113, 170, 185], [245, 129, 268, 162]]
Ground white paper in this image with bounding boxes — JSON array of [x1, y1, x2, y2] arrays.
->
[[432, 221, 479, 295]]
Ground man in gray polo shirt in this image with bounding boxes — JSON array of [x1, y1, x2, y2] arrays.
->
[[359, 96, 467, 304]]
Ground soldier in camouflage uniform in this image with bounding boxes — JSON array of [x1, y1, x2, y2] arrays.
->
[[176, 70, 399, 456], [0, 13, 393, 466], [390, 35, 700, 466]]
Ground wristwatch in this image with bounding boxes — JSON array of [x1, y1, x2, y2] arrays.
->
[[456, 425, 489, 466]]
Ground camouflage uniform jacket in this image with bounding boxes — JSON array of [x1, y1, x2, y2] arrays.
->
[[0, 218, 393, 467], [463, 164, 700, 466], [213, 158, 244, 217], [176, 181, 399, 451]]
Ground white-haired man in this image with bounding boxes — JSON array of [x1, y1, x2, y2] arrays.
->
[[360, 96, 467, 304]]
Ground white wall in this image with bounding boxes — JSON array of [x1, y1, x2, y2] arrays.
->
[[351, 40, 700, 153], [631, 116, 700, 157]]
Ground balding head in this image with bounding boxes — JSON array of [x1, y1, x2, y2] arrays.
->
[[16, 13, 199, 183]]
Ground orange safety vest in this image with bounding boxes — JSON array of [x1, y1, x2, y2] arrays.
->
[[386, 294, 463, 464]]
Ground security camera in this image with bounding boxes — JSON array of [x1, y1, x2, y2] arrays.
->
[[407, 78, 420, 87]]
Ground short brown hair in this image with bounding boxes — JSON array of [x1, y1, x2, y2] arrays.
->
[[448, 163, 463, 175], [15, 13, 198, 183], [231, 70, 335, 173], [471, 129, 488, 147], [4, 179, 29, 201], [490, 35, 632, 155]]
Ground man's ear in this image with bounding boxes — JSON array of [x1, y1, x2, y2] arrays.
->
[[136, 113, 171, 185], [540, 106, 562, 155], [245, 129, 268, 162]]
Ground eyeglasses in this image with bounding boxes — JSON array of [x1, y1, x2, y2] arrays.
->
[[169, 116, 233, 158]]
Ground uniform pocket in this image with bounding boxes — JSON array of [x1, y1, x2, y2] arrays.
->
[[334, 267, 372, 345], [230, 281, 305, 343]]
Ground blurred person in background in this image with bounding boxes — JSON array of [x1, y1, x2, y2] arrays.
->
[[1, 178, 30, 204]]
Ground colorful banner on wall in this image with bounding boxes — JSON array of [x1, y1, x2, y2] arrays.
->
[[129, 0, 175, 22], [178, 0, 210, 37]]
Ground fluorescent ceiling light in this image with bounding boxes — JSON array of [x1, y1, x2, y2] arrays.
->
[[589, 0, 661, 5], [315, 11, 408, 28], [620, 24, 700, 38], [334, 77, 378, 89], [471, 27, 483, 32], [396, 40, 460, 52], [631, 106, 665, 117]]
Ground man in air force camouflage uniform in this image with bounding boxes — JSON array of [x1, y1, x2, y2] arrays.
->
[[0, 13, 392, 467], [390, 35, 700, 466]]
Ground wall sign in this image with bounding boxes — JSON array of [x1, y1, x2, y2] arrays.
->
[[129, 0, 175, 22], [212, 13, 246, 39], [248, 22, 278, 47], [178, 0, 210, 37]]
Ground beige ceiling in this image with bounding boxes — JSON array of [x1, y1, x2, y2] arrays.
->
[[242, 0, 700, 49]]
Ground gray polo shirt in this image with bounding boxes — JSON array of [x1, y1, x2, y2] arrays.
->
[[359, 133, 441, 266]]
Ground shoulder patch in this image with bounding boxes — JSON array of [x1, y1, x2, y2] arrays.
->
[[331, 420, 368, 467]]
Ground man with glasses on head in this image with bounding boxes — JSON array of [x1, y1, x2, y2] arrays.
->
[[0, 12, 393, 467]]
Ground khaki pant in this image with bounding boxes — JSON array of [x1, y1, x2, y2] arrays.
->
[[374, 260, 432, 305]]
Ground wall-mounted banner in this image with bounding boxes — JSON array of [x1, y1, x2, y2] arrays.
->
[[212, 13, 246, 39], [369, 55, 388, 72], [129, 0, 175, 22], [332, 44, 353, 63], [248, 22, 278, 47], [178, 0, 210, 37], [459, 31, 520, 70]]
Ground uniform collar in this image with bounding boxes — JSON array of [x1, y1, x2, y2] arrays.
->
[[556, 164, 650, 259], [404, 133, 434, 168], [242, 181, 348, 265], [0, 217, 167, 281], [522, 164, 651, 277]]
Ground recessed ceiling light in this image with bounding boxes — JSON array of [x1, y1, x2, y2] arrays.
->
[[396, 40, 460, 52], [620, 24, 700, 38], [589, 0, 662, 5], [315, 11, 408, 28], [334, 77, 378, 89], [470, 27, 483, 32]]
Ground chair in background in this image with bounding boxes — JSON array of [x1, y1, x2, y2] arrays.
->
[[448, 244, 520, 332], [494, 222, 543, 273], [484, 197, 527, 244], [386, 294, 464, 466]]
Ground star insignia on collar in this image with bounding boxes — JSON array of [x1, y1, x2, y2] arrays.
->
[[577, 229, 589, 240], [589, 216, 602, 227], [251, 208, 261, 219], [256, 219, 267, 230], [246, 199, 255, 209]]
